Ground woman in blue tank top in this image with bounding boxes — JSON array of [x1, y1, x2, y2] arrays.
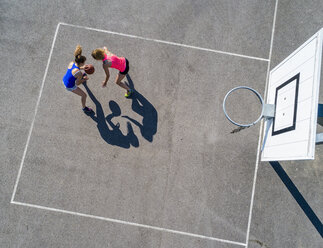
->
[[63, 45, 92, 113]]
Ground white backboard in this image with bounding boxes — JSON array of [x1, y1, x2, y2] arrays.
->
[[261, 28, 323, 161]]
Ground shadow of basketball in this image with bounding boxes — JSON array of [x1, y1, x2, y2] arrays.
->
[[83, 83, 139, 149]]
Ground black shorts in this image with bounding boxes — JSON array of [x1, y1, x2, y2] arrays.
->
[[120, 58, 129, 75]]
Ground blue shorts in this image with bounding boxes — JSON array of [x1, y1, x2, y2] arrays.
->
[[63, 82, 77, 91]]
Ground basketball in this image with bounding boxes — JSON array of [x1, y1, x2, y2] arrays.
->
[[84, 64, 95, 74]]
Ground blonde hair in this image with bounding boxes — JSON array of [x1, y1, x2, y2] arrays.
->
[[92, 48, 105, 60], [74, 44, 82, 57], [74, 45, 86, 64]]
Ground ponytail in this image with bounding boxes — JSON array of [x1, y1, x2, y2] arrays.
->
[[74, 45, 82, 57], [74, 45, 86, 64]]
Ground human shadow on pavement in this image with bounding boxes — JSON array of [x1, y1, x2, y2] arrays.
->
[[83, 82, 139, 148], [122, 74, 158, 142]]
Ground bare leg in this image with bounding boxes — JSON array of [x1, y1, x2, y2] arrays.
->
[[115, 73, 130, 91], [71, 87, 87, 108]]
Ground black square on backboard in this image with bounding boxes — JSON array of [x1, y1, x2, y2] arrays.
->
[[272, 73, 300, 136]]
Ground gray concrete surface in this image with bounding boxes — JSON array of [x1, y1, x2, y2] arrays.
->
[[0, 0, 322, 247], [248, 1, 323, 247]]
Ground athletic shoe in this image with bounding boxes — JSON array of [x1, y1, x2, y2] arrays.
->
[[82, 106, 93, 113], [125, 89, 134, 98]]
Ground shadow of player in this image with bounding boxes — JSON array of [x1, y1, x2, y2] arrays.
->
[[122, 74, 158, 142], [83, 82, 139, 148]]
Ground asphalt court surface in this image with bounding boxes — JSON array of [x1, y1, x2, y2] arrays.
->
[[12, 23, 267, 244], [2, 0, 323, 247]]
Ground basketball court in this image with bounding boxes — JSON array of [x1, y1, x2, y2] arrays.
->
[[1, 1, 322, 247]]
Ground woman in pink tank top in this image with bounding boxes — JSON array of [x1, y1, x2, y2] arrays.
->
[[92, 47, 133, 98]]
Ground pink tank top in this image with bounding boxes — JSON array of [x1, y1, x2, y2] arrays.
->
[[103, 53, 126, 72]]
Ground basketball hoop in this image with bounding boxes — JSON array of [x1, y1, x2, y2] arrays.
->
[[223, 86, 274, 128]]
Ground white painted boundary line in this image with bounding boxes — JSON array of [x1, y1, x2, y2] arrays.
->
[[10, 23, 61, 203], [59, 22, 269, 62], [12, 200, 246, 247], [9, 22, 247, 247], [245, 0, 279, 247]]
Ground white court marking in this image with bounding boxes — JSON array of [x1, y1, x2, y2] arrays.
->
[[10, 23, 61, 203], [245, 0, 279, 246], [59, 22, 269, 62], [11, 200, 246, 247], [10, 21, 273, 247]]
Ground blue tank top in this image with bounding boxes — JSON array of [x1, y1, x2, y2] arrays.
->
[[63, 63, 79, 88]]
